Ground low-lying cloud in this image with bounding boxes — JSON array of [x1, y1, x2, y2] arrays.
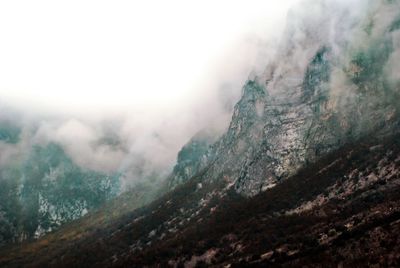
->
[[2, 0, 398, 191], [0, 1, 300, 189]]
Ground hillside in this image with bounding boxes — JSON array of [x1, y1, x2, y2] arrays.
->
[[1, 133, 400, 267], [168, 0, 400, 197], [1, 0, 400, 267], [0, 140, 120, 245]]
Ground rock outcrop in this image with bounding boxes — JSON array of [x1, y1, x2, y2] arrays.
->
[[169, 0, 400, 196]]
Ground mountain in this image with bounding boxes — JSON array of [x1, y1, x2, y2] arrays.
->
[[2, 127, 400, 267], [167, 130, 219, 189], [1, 0, 400, 267], [0, 116, 168, 248], [169, 0, 400, 196], [0, 132, 120, 246]]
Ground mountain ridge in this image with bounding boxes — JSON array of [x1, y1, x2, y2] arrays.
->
[[168, 0, 400, 196], [1, 0, 400, 266]]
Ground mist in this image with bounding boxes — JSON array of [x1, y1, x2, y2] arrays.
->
[[1, 0, 397, 190], [0, 0, 399, 251], [0, 0, 300, 188]]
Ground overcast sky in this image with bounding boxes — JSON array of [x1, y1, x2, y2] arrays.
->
[[0, 1, 302, 183], [0, 0, 298, 118]]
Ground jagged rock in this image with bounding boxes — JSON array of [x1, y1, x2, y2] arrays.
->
[[168, 0, 400, 196], [168, 130, 219, 189], [4, 1, 400, 267]]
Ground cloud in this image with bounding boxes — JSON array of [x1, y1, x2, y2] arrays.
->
[[31, 119, 124, 173], [0, 1, 302, 188], [5, 0, 397, 190]]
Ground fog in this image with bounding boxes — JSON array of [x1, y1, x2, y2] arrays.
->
[[0, 0, 298, 114], [0, 0, 299, 187], [1, 0, 398, 189]]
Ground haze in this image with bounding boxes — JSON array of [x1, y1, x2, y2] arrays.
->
[[0, 0, 298, 117], [0, 0, 302, 188]]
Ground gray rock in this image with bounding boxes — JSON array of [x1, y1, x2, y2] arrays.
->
[[168, 0, 400, 196]]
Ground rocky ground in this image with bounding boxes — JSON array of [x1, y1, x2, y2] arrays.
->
[[1, 1, 400, 267], [1, 134, 400, 267]]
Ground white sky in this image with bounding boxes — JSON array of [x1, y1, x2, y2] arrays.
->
[[0, 0, 298, 117]]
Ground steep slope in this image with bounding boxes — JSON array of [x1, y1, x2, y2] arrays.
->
[[168, 0, 400, 196], [167, 130, 218, 189], [1, 0, 400, 266], [0, 179, 159, 266], [2, 133, 400, 267], [0, 137, 120, 246], [121, 134, 400, 267]]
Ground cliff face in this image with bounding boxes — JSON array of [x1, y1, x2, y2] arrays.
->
[[0, 140, 120, 246], [2, 1, 400, 266], [5, 126, 400, 268], [166, 131, 217, 189], [169, 0, 400, 196]]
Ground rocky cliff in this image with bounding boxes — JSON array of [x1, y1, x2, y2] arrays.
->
[[2, 1, 400, 266], [169, 0, 400, 196], [0, 136, 120, 246]]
